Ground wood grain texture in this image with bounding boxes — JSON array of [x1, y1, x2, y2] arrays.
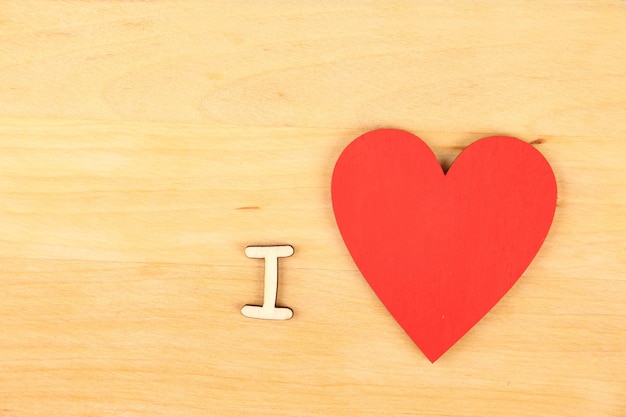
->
[[0, 1, 624, 416]]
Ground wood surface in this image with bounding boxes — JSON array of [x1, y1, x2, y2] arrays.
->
[[0, 1, 624, 416]]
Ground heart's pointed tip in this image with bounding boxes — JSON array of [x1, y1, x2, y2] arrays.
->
[[419, 342, 450, 363], [424, 351, 443, 363]]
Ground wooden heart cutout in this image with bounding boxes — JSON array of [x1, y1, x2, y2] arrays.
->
[[331, 129, 557, 362]]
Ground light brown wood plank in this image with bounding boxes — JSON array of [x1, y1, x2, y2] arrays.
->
[[0, 1, 624, 416]]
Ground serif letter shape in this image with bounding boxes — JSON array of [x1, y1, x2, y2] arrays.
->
[[241, 245, 294, 320], [331, 129, 557, 362]]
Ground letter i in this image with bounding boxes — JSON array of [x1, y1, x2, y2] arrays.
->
[[241, 245, 294, 320]]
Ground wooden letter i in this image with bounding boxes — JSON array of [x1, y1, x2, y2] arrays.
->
[[241, 245, 294, 320]]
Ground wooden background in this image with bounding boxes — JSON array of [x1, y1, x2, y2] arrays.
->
[[0, 1, 624, 416]]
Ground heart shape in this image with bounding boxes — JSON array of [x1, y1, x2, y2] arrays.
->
[[331, 129, 557, 362]]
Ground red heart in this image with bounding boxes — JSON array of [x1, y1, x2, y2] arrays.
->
[[331, 129, 557, 362]]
